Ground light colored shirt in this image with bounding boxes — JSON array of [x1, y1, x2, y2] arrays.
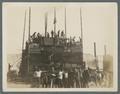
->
[[59, 71, 63, 80], [35, 70, 42, 78], [64, 72, 68, 78]]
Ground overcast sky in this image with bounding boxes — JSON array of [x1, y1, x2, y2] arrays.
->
[[3, 2, 117, 56]]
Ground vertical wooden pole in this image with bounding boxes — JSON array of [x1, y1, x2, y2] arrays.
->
[[28, 7, 31, 42], [94, 42, 96, 58], [104, 45, 107, 56], [65, 8, 67, 38], [80, 8, 83, 64], [53, 8, 56, 34], [45, 13, 48, 37], [27, 7, 31, 73], [22, 10, 27, 50]]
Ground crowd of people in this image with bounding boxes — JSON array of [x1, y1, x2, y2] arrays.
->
[[26, 31, 79, 48], [29, 30, 65, 43], [31, 66, 104, 88]]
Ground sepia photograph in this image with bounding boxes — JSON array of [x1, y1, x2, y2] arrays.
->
[[2, 2, 118, 92]]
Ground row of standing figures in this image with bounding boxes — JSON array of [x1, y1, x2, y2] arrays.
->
[[31, 67, 105, 88], [31, 30, 65, 40], [28, 31, 77, 45]]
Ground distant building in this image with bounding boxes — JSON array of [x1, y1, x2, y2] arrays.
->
[[103, 55, 113, 72], [84, 54, 103, 70], [83, 54, 95, 69], [97, 56, 103, 71]]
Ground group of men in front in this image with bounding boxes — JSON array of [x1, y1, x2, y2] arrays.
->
[[31, 66, 103, 88]]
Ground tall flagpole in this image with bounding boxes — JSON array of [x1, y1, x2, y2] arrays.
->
[[22, 9, 27, 50]]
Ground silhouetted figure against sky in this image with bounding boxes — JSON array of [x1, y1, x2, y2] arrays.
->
[[46, 32, 49, 38], [51, 30, 54, 38], [32, 32, 36, 39], [57, 30, 60, 38], [61, 30, 64, 38]]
